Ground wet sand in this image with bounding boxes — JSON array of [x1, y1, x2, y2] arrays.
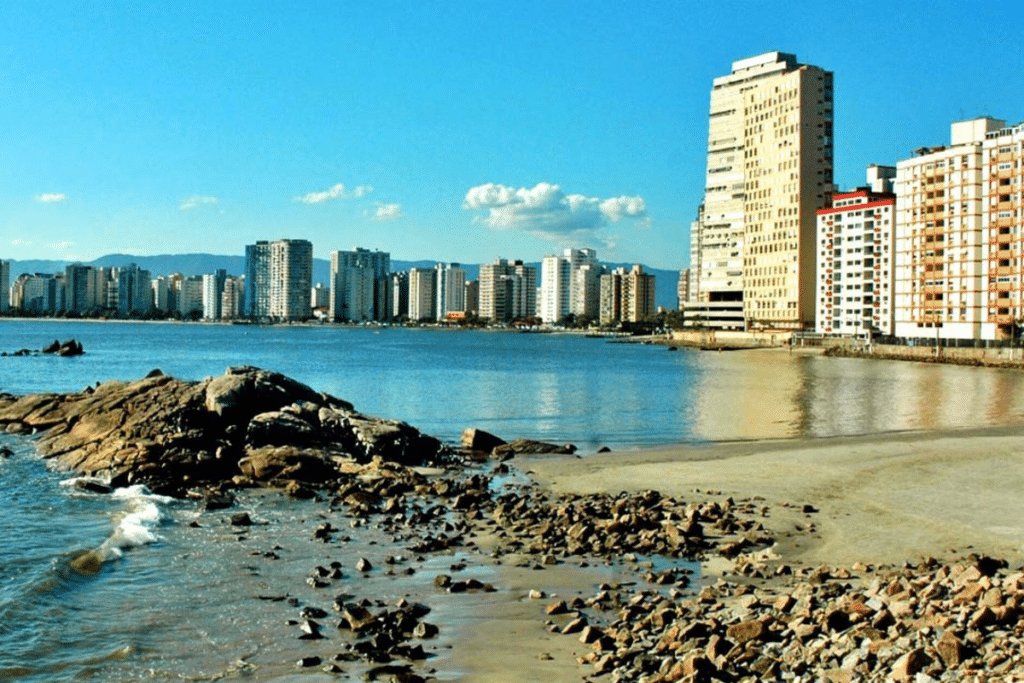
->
[[447, 425, 1024, 681]]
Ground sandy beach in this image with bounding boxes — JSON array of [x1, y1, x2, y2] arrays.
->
[[445, 425, 1024, 681]]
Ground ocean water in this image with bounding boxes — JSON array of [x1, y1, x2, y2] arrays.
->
[[3, 319, 1024, 681]]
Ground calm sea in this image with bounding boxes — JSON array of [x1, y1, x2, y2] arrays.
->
[[3, 318, 1024, 681]]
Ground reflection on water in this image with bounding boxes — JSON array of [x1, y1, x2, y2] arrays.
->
[[689, 351, 1024, 441], [3, 320, 1024, 449]]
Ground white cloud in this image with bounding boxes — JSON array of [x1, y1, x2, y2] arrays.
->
[[369, 202, 402, 221], [11, 239, 32, 246], [295, 182, 374, 204], [180, 195, 219, 211], [35, 193, 68, 203], [462, 182, 648, 244]]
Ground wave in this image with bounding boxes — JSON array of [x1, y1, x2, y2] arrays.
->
[[61, 481, 172, 573]]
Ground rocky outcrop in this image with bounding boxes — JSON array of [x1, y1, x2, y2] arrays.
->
[[0, 365, 445, 496], [2, 338, 84, 357]]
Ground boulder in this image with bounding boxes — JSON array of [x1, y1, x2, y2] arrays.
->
[[460, 427, 506, 452], [0, 366, 445, 496], [492, 439, 577, 458]]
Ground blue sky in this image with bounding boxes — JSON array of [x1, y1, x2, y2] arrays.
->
[[2, 1, 1021, 269]]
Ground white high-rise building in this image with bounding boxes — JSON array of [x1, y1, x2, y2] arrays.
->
[[408, 268, 435, 321], [690, 51, 833, 330], [434, 262, 466, 321], [244, 239, 313, 322], [329, 247, 390, 322], [176, 276, 204, 318], [202, 269, 227, 320], [815, 167, 896, 337], [539, 248, 599, 324], [893, 117, 1023, 342]]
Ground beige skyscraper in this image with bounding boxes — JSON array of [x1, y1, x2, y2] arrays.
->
[[691, 51, 833, 330]]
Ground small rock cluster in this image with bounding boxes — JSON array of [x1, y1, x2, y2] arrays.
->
[[1, 337, 84, 357]]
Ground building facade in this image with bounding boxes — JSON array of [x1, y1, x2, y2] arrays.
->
[[202, 269, 227, 320], [815, 168, 897, 336], [478, 258, 537, 323], [391, 271, 409, 319], [244, 239, 313, 322], [600, 265, 656, 325], [329, 247, 390, 322], [982, 121, 1024, 340], [408, 268, 435, 321], [434, 263, 466, 321], [540, 248, 599, 323], [690, 51, 833, 330], [894, 118, 1001, 341], [12, 273, 62, 313]]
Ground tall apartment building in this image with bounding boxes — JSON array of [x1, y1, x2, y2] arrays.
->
[[690, 51, 833, 330], [894, 118, 1003, 341], [329, 247, 390, 322], [478, 258, 537, 323], [152, 276, 171, 312], [391, 271, 409, 319], [677, 268, 690, 310], [815, 166, 897, 336], [202, 269, 227, 320], [176, 276, 204, 318], [408, 267, 435, 321], [64, 264, 104, 314], [0, 259, 9, 312], [600, 265, 656, 325], [540, 248, 599, 323], [982, 120, 1024, 339], [434, 262, 466, 321], [244, 239, 313, 322], [222, 276, 242, 319], [244, 241, 271, 319], [12, 273, 62, 313], [464, 280, 479, 317]]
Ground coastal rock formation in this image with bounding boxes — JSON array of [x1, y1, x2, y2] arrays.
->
[[1, 338, 84, 358], [0, 365, 445, 496]]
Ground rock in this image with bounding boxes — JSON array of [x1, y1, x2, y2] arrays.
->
[[890, 648, 930, 681], [41, 339, 60, 354], [145, 368, 164, 378], [546, 600, 569, 615], [492, 439, 577, 458], [73, 478, 113, 494], [726, 619, 768, 644], [936, 630, 966, 667], [69, 549, 104, 575], [356, 557, 373, 572], [246, 411, 319, 448], [230, 512, 253, 526], [461, 427, 506, 452], [57, 339, 84, 356]]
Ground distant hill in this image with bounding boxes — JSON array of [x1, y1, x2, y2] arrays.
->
[[5, 254, 683, 311]]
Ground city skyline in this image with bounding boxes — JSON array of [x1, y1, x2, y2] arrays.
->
[[2, 2, 1021, 270]]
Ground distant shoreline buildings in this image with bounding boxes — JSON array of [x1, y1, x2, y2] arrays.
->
[[1, 243, 657, 328], [7, 50, 1022, 343]]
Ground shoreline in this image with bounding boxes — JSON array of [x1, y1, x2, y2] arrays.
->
[[443, 424, 1024, 681], [522, 424, 1024, 566]]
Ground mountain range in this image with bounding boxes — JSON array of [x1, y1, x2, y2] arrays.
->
[[5, 254, 682, 311]]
